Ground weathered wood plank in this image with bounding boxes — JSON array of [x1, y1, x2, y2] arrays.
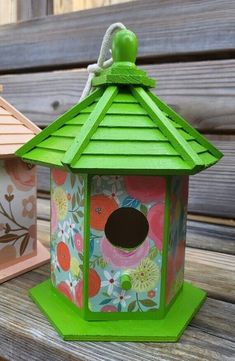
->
[[53, 0, 134, 14], [188, 137, 235, 218], [16, 0, 53, 22], [185, 248, 235, 303], [187, 219, 235, 255], [0, 261, 234, 360], [1, 60, 235, 132], [35, 138, 235, 219], [0, 0, 235, 72]]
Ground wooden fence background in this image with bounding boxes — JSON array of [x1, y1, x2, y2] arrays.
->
[[0, 0, 234, 224]]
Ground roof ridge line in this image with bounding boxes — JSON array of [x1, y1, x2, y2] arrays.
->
[[62, 85, 118, 170], [146, 91, 223, 161], [131, 86, 204, 170], [16, 88, 103, 159], [0, 96, 40, 134]]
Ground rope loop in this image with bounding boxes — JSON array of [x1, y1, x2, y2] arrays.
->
[[80, 22, 126, 100]]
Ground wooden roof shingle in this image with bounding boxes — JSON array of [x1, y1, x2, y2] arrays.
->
[[0, 97, 40, 158]]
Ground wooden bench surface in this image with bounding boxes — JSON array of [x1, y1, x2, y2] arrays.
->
[[0, 212, 234, 361], [0, 1, 234, 360]]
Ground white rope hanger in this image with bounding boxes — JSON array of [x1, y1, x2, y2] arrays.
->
[[80, 22, 126, 101]]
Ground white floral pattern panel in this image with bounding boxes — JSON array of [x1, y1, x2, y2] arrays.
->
[[0, 159, 37, 268], [50, 169, 85, 309], [89, 175, 166, 314]]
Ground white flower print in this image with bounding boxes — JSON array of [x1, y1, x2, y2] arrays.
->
[[58, 221, 69, 242], [67, 219, 75, 235], [107, 176, 122, 189], [51, 251, 59, 269], [113, 290, 131, 308], [66, 273, 77, 292], [103, 184, 123, 203], [93, 175, 109, 190], [101, 270, 120, 295]]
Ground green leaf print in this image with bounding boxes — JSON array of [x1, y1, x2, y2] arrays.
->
[[139, 299, 157, 307], [127, 300, 136, 312], [148, 246, 158, 260]]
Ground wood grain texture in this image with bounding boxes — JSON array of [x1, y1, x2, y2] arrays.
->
[[0, 0, 235, 72], [16, 0, 53, 22], [1, 60, 235, 132], [185, 248, 235, 303], [35, 138, 235, 219], [53, 0, 133, 14], [188, 138, 235, 218], [187, 219, 235, 255], [0, 0, 17, 26], [0, 262, 234, 361]]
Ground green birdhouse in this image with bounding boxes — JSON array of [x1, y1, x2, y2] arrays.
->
[[16, 28, 223, 342]]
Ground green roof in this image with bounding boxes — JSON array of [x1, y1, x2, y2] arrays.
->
[[16, 30, 222, 175]]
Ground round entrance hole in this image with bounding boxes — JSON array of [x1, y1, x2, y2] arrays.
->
[[104, 207, 149, 250]]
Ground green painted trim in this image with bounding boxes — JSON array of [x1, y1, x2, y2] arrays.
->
[[69, 167, 199, 176], [29, 279, 206, 341], [159, 176, 172, 317], [15, 88, 103, 160], [62, 86, 119, 170], [147, 90, 223, 161], [92, 74, 155, 88], [83, 174, 90, 318], [131, 86, 203, 171]]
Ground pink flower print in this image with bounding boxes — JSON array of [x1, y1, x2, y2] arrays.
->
[[74, 233, 83, 252], [124, 176, 166, 203], [101, 305, 118, 312], [5, 158, 35, 191], [101, 236, 149, 269], [57, 282, 73, 302], [147, 290, 156, 298], [147, 203, 165, 251], [101, 270, 120, 295]]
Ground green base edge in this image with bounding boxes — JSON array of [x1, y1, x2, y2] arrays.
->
[[29, 280, 206, 342]]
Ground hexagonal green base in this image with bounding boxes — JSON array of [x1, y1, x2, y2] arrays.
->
[[29, 280, 206, 342]]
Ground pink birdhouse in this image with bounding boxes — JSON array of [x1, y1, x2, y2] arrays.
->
[[0, 97, 49, 283]]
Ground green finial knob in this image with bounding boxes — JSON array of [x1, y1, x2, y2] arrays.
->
[[120, 274, 132, 291], [112, 29, 138, 64]]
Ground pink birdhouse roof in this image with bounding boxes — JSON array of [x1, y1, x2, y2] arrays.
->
[[0, 97, 40, 158]]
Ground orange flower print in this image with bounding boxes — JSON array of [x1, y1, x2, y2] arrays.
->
[[22, 195, 36, 218], [57, 242, 71, 271], [90, 194, 118, 231], [51, 168, 67, 186], [5, 158, 35, 191]]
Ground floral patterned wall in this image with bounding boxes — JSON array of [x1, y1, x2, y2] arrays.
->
[[88, 175, 166, 315], [166, 176, 189, 305], [0, 159, 37, 268], [50, 169, 85, 308]]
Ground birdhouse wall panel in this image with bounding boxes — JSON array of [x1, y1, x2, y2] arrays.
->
[[166, 176, 189, 305], [50, 169, 85, 309], [0, 159, 37, 269], [88, 175, 166, 316]]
